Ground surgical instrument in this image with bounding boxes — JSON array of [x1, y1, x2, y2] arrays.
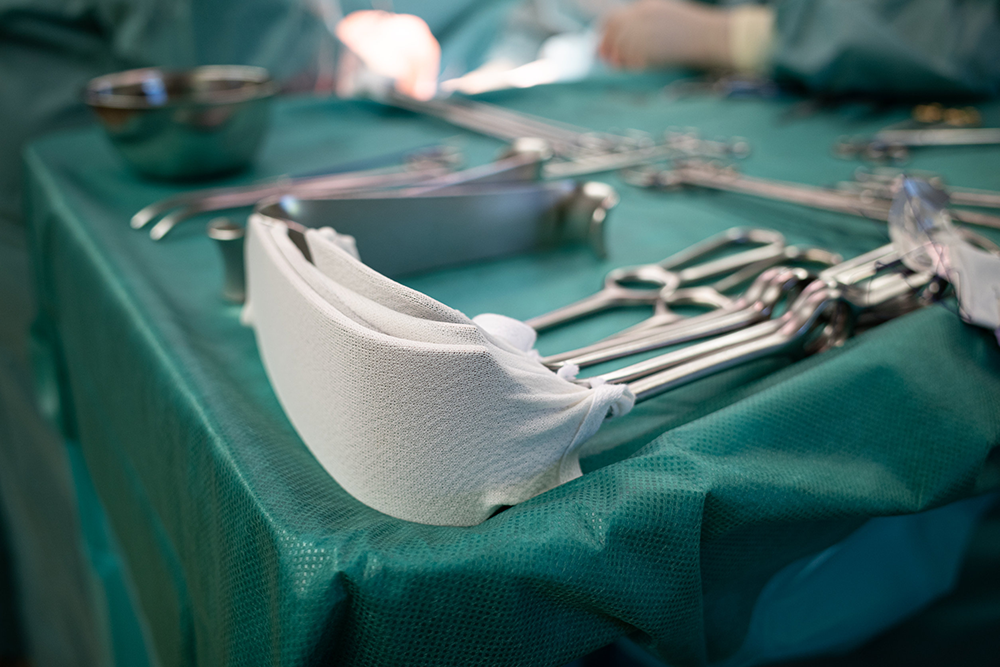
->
[[835, 127, 1000, 163], [624, 161, 1000, 231], [524, 228, 788, 332], [598, 246, 933, 400], [543, 131, 750, 179], [147, 164, 450, 240], [139, 139, 555, 240], [541, 244, 842, 368], [623, 267, 934, 402], [840, 169, 1000, 211], [134, 147, 459, 237], [382, 91, 750, 177], [215, 178, 615, 304], [544, 264, 814, 369], [612, 245, 842, 338], [206, 217, 246, 303], [579, 243, 893, 372], [253, 179, 617, 279]]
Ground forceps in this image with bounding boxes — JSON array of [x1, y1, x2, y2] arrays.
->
[[524, 228, 788, 332], [839, 169, 1000, 211], [543, 245, 841, 368], [834, 127, 1000, 163], [543, 264, 813, 368], [613, 245, 842, 337], [624, 161, 1000, 231], [623, 263, 935, 401], [585, 245, 922, 396]]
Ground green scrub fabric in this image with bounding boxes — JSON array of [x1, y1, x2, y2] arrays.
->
[[771, 0, 1000, 98], [22, 78, 1000, 666], [0, 349, 154, 666], [0, 508, 23, 661]]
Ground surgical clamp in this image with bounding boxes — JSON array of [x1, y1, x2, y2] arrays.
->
[[383, 92, 750, 177], [624, 161, 1000, 231], [524, 228, 788, 332], [137, 140, 553, 240], [840, 169, 1000, 211], [613, 245, 842, 338], [544, 264, 814, 369], [598, 247, 932, 401], [577, 244, 893, 372], [834, 127, 1000, 163], [542, 244, 842, 368]]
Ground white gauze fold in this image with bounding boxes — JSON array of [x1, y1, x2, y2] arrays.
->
[[245, 215, 633, 526]]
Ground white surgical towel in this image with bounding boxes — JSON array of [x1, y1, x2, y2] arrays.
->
[[244, 215, 634, 526]]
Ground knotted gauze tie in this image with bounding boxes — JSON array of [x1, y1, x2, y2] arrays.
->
[[244, 215, 634, 526]]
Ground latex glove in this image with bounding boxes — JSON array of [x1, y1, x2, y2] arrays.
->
[[335, 10, 440, 100], [599, 0, 731, 70], [599, 0, 774, 73]]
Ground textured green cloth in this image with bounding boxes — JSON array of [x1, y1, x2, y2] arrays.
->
[[777, 500, 1000, 667], [0, 348, 153, 666], [0, 506, 23, 661], [24, 80, 1000, 666]]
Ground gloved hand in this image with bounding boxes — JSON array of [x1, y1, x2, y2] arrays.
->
[[599, 0, 730, 69], [335, 10, 440, 100], [598, 0, 774, 72]]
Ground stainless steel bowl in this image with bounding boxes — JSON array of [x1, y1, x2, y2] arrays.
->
[[85, 65, 278, 180]]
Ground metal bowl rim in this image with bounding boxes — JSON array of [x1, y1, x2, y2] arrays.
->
[[85, 65, 278, 110]]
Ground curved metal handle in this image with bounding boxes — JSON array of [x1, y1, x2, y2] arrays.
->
[[525, 284, 662, 332]]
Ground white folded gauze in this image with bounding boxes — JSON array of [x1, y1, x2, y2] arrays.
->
[[244, 216, 634, 526]]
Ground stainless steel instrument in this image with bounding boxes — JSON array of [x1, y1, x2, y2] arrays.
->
[[202, 178, 619, 306], [624, 161, 1000, 231], [839, 168, 1000, 211], [544, 264, 813, 369], [834, 127, 1000, 162], [525, 228, 789, 332], [606, 247, 936, 402], [135, 140, 553, 240], [383, 92, 750, 178], [206, 217, 246, 303]]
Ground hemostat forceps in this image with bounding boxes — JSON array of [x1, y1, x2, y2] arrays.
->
[[543, 244, 842, 368], [625, 266, 934, 402], [583, 245, 927, 398], [543, 264, 813, 368], [614, 245, 842, 338], [525, 228, 788, 332], [624, 161, 1000, 231], [840, 169, 1000, 211]]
